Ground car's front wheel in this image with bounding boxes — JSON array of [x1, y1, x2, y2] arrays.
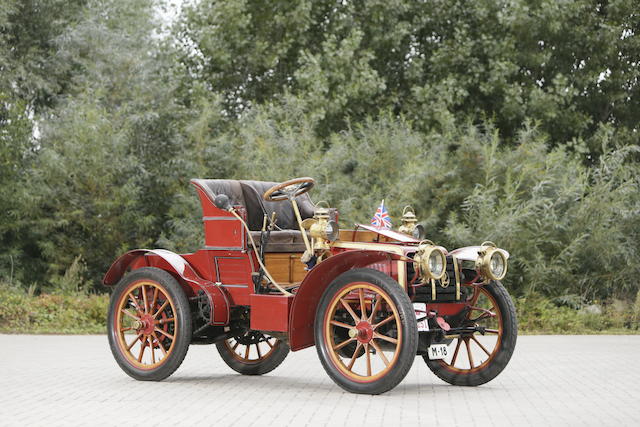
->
[[423, 280, 517, 386], [315, 268, 418, 394]]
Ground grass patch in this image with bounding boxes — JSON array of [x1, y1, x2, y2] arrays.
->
[[516, 293, 640, 335], [1, 286, 639, 335], [0, 286, 109, 334]]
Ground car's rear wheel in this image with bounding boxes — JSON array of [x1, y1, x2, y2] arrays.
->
[[107, 267, 191, 381], [216, 331, 289, 375], [315, 268, 418, 394], [423, 280, 517, 386]]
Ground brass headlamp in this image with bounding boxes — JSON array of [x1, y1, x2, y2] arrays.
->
[[413, 240, 447, 281], [308, 202, 339, 250], [475, 241, 508, 281]]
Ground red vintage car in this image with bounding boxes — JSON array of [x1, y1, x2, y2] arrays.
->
[[104, 177, 517, 394]]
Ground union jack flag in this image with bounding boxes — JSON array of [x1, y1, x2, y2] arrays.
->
[[371, 199, 392, 229]]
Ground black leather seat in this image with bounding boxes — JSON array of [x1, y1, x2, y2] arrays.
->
[[190, 179, 317, 252], [249, 230, 309, 253]]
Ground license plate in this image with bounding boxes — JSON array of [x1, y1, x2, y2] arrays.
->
[[428, 344, 449, 360]]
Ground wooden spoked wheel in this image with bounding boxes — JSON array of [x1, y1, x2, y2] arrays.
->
[[315, 268, 418, 394], [325, 283, 402, 381], [108, 267, 191, 381], [114, 280, 177, 369], [424, 281, 517, 386], [216, 331, 289, 375], [223, 332, 279, 363]]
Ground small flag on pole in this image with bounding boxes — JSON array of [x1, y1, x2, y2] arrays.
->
[[371, 199, 392, 229]]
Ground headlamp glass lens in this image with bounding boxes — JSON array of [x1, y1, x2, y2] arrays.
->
[[490, 252, 505, 278], [324, 220, 339, 242], [428, 251, 444, 276]]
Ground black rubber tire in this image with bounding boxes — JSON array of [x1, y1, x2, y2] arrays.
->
[[314, 268, 419, 395], [216, 334, 289, 375], [424, 280, 517, 386], [107, 267, 192, 381]]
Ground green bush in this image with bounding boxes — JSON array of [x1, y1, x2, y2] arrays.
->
[[1, 282, 637, 335], [1, 0, 639, 313], [162, 111, 640, 303], [516, 292, 639, 335], [0, 284, 109, 334]]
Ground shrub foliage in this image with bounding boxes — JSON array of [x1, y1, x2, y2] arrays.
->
[[0, 0, 639, 311]]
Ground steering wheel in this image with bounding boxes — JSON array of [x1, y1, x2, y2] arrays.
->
[[263, 177, 315, 202]]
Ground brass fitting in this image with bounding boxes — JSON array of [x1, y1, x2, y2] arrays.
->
[[398, 205, 418, 235], [475, 241, 508, 281], [413, 240, 447, 281], [308, 202, 339, 250]]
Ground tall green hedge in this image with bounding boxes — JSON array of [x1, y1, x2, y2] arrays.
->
[[1, 0, 638, 302]]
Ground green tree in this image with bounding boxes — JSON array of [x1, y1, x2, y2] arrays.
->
[[179, 0, 639, 152]]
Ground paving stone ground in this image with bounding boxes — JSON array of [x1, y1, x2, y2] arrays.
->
[[0, 334, 638, 426]]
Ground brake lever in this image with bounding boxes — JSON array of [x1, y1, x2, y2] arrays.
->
[[268, 212, 277, 231]]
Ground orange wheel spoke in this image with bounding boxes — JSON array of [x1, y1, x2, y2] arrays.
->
[[465, 338, 474, 368], [158, 317, 174, 325], [365, 344, 372, 376], [373, 332, 397, 344], [358, 288, 367, 320], [369, 340, 389, 367], [138, 336, 148, 362], [152, 332, 166, 356], [485, 329, 500, 334], [127, 333, 143, 351], [127, 293, 142, 313], [469, 306, 495, 322], [340, 299, 360, 323], [465, 288, 481, 320], [373, 314, 395, 330], [141, 285, 148, 314], [265, 338, 274, 348], [232, 340, 240, 351], [154, 327, 174, 341], [120, 327, 134, 332], [473, 312, 493, 321], [450, 338, 462, 366], [471, 335, 492, 357], [469, 305, 493, 312], [244, 345, 250, 360], [333, 337, 356, 351], [152, 300, 169, 319], [121, 309, 139, 321], [256, 343, 262, 359], [470, 286, 481, 305], [368, 297, 382, 322], [150, 340, 156, 364], [347, 343, 362, 370], [330, 320, 354, 330], [150, 288, 159, 313]]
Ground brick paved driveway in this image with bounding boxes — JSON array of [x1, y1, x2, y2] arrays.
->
[[1, 335, 638, 426]]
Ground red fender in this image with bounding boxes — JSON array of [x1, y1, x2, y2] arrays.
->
[[103, 249, 230, 325], [288, 250, 401, 351]]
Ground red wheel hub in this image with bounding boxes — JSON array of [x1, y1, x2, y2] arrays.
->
[[355, 321, 374, 344], [136, 314, 156, 335]]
